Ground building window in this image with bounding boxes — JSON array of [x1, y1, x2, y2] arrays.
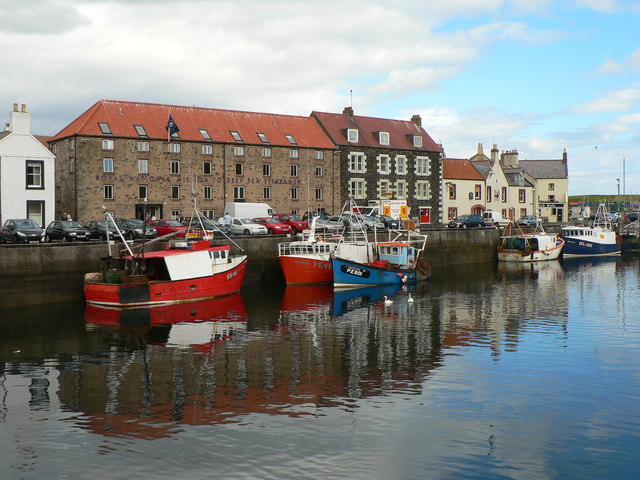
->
[[501, 187, 507, 202], [202, 144, 213, 155], [413, 135, 423, 148], [69, 138, 75, 151], [50, 144, 56, 154], [138, 185, 147, 200], [415, 156, 430, 175], [315, 150, 324, 160], [263, 187, 271, 200], [347, 129, 358, 143], [199, 128, 211, 140], [171, 160, 180, 175], [171, 186, 180, 199], [204, 185, 212, 200], [234, 146, 244, 156], [103, 157, 114, 173], [520, 208, 527, 217], [291, 187, 299, 200], [138, 141, 149, 152], [230, 131, 243, 142], [26, 200, 45, 227], [396, 180, 407, 199], [98, 122, 112, 135], [378, 179, 391, 197], [203, 161, 212, 175], [316, 188, 323, 200], [448, 183, 456, 199], [26, 160, 44, 189], [487, 186, 492, 203], [549, 195, 556, 202], [378, 131, 390, 145], [235, 163, 243, 175], [416, 181, 430, 199], [257, 132, 269, 143], [315, 165, 323, 176], [475, 184, 482, 200], [102, 139, 114, 150], [396, 156, 407, 175], [138, 159, 148, 174], [171, 210, 181, 220], [348, 152, 365, 173], [169, 143, 180, 153], [349, 179, 365, 199], [263, 163, 271, 176], [448, 207, 457, 220], [203, 209, 215, 219], [290, 149, 299, 159], [104, 185, 113, 199], [233, 186, 245, 201], [377, 155, 391, 174], [285, 134, 297, 145], [69, 157, 75, 173], [549, 183, 555, 191], [262, 147, 271, 158], [290, 164, 298, 177], [134, 124, 147, 137], [519, 189, 526, 202]]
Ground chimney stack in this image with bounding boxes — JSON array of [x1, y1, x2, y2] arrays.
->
[[411, 114, 422, 127], [477, 143, 484, 155], [343, 106, 354, 118]]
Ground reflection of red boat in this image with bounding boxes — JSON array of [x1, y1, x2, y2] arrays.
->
[[280, 285, 334, 312], [84, 239, 247, 307]]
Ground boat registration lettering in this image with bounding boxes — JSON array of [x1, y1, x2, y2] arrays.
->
[[314, 261, 331, 270], [226, 270, 238, 280], [578, 241, 593, 248], [340, 265, 371, 278]]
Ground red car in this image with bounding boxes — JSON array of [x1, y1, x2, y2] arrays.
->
[[148, 219, 188, 237], [251, 217, 293, 234], [272, 214, 308, 234]]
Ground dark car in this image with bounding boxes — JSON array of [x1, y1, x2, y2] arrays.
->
[[272, 214, 308, 234], [115, 218, 157, 240], [447, 214, 485, 229], [0, 218, 45, 244], [44, 220, 92, 242], [83, 219, 119, 240], [375, 214, 401, 229]]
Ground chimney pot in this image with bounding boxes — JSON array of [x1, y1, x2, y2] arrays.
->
[[411, 114, 422, 127], [21, 104, 27, 113], [13, 103, 18, 112], [343, 106, 354, 117]]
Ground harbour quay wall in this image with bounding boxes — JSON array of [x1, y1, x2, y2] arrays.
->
[[0, 229, 500, 307]]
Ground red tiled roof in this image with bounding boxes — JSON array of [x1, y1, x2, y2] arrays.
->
[[443, 158, 484, 180], [312, 110, 443, 152], [49, 100, 336, 149]]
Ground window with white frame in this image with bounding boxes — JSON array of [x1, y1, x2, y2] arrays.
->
[[202, 144, 213, 155], [98, 122, 112, 135], [348, 152, 365, 173], [230, 131, 243, 142], [285, 134, 297, 145], [103, 157, 113, 173], [475, 184, 482, 200], [413, 135, 423, 148], [519, 189, 526, 202], [501, 187, 507, 202], [349, 179, 365, 199], [26, 161, 43, 189], [171, 186, 180, 199], [234, 146, 244, 156], [416, 181, 430, 199], [415, 156, 430, 175], [138, 159, 148, 174], [378, 179, 391, 197], [69, 157, 75, 173], [257, 132, 269, 143], [138, 185, 147, 200], [377, 155, 391, 174], [262, 147, 271, 157], [378, 131, 389, 145], [315, 150, 324, 160], [199, 129, 211, 140], [171, 210, 181, 220], [203, 209, 215, 219], [104, 185, 113, 199], [291, 187, 299, 200], [102, 139, 114, 150], [290, 149, 299, 159], [396, 180, 407, 199], [203, 161, 212, 175], [138, 141, 149, 152], [69, 138, 75, 151], [169, 143, 180, 153], [396, 156, 407, 175], [316, 187, 323, 200], [234, 186, 245, 201], [290, 164, 298, 177], [171, 160, 180, 175], [134, 125, 147, 137], [235, 163, 243, 175], [347, 129, 358, 143], [448, 207, 457, 220], [263, 187, 271, 200], [204, 185, 212, 200], [263, 164, 271, 176], [315, 165, 323, 176]]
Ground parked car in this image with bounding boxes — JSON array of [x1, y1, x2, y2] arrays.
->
[[302, 211, 330, 221], [83, 219, 119, 240], [482, 210, 509, 228], [314, 218, 343, 234], [448, 215, 486, 229], [375, 214, 401, 229], [252, 217, 293, 234], [325, 215, 352, 230], [0, 218, 45, 244], [272, 214, 308, 234], [180, 217, 228, 237], [228, 218, 268, 235], [115, 218, 157, 240], [361, 214, 385, 230], [148, 219, 188, 237], [516, 215, 540, 227], [44, 220, 92, 242]]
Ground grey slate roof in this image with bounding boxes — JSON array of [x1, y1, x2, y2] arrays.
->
[[520, 160, 567, 179]]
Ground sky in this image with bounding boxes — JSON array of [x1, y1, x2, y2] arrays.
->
[[1, 0, 638, 196]]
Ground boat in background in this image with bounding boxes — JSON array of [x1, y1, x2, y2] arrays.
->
[[560, 204, 621, 257], [498, 222, 565, 262]]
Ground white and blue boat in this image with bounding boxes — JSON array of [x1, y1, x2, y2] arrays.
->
[[560, 204, 621, 257]]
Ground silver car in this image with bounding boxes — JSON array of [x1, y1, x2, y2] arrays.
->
[[229, 218, 268, 235]]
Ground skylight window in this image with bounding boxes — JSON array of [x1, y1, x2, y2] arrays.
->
[[230, 131, 243, 142], [257, 132, 269, 144], [98, 122, 112, 135], [134, 124, 147, 137], [285, 134, 297, 145], [199, 128, 212, 140], [347, 129, 358, 143], [378, 131, 389, 145]]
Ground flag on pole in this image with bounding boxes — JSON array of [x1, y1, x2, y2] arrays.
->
[[167, 114, 180, 138]]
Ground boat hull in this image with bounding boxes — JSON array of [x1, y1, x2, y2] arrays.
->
[[561, 237, 621, 256], [498, 235, 565, 262], [84, 257, 247, 307], [278, 255, 333, 285], [331, 256, 430, 287]]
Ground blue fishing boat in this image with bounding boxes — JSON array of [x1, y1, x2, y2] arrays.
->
[[560, 204, 621, 257]]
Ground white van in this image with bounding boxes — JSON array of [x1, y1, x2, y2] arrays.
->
[[482, 210, 509, 227], [223, 202, 274, 219]]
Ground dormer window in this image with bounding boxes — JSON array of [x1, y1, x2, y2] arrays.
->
[[347, 129, 358, 143], [134, 124, 147, 137], [285, 134, 297, 145], [199, 128, 212, 140], [257, 132, 269, 144], [378, 131, 389, 145], [230, 131, 243, 142], [413, 135, 422, 147], [98, 122, 112, 135]]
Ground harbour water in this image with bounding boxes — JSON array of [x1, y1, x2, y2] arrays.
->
[[1, 256, 640, 479]]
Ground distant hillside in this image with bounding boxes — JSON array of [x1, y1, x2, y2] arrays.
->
[[569, 195, 639, 207]]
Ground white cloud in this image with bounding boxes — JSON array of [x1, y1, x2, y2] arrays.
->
[[572, 89, 640, 114]]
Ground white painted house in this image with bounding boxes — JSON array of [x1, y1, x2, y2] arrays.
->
[[0, 104, 55, 227]]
